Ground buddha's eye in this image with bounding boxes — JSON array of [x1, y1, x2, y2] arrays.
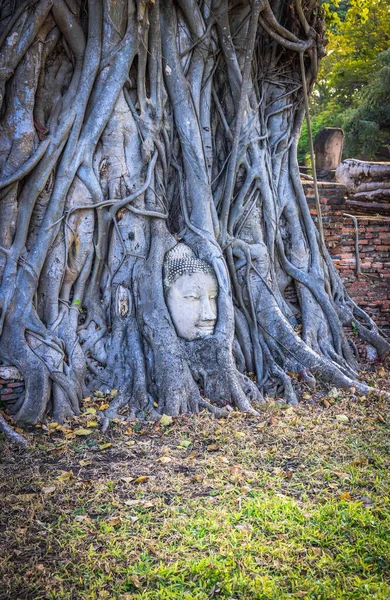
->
[[184, 295, 199, 300]]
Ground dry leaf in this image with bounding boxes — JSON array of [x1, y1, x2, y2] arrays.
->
[[121, 477, 135, 483], [160, 414, 173, 427], [107, 517, 121, 526], [87, 421, 98, 428], [41, 486, 56, 495], [125, 440, 135, 447], [206, 444, 219, 452], [57, 471, 73, 482], [177, 440, 191, 448], [336, 414, 349, 423], [74, 428, 93, 436], [86, 408, 97, 414], [340, 491, 352, 501], [99, 443, 112, 450], [133, 476, 149, 484], [99, 403, 110, 410], [157, 456, 172, 464], [234, 432, 245, 439]]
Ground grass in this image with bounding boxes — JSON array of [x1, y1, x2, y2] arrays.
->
[[1, 369, 390, 599]]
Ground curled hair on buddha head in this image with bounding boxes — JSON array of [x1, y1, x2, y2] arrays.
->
[[163, 243, 216, 293]]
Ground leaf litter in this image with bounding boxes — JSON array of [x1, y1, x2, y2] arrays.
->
[[0, 368, 390, 598]]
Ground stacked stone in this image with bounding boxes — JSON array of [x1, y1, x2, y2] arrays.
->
[[0, 367, 24, 404]]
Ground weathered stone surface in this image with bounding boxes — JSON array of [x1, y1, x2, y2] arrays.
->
[[314, 128, 344, 179]]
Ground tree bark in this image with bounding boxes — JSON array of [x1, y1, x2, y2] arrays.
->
[[0, 0, 388, 429]]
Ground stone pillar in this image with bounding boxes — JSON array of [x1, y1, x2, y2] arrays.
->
[[314, 128, 344, 180]]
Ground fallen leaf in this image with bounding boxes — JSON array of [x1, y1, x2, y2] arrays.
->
[[121, 477, 135, 483], [124, 499, 154, 508], [133, 476, 149, 484], [235, 523, 253, 532], [107, 517, 121, 526], [85, 407, 97, 415], [125, 440, 135, 447], [94, 390, 105, 398], [360, 495, 373, 508], [74, 428, 93, 436], [323, 399, 330, 408], [206, 444, 219, 452], [48, 422, 59, 429], [177, 440, 191, 448], [99, 403, 110, 410], [99, 443, 112, 450], [340, 491, 352, 501], [79, 460, 92, 466], [336, 414, 349, 423], [350, 457, 368, 467], [334, 471, 350, 480], [87, 421, 98, 428], [41, 486, 56, 495], [234, 432, 245, 439], [160, 414, 173, 427], [302, 392, 311, 400], [157, 456, 172, 464], [57, 471, 74, 482]]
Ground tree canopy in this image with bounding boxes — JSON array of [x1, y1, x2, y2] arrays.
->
[[299, 0, 390, 162]]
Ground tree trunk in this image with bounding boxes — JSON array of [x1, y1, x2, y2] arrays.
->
[[336, 159, 390, 201], [0, 0, 388, 427]]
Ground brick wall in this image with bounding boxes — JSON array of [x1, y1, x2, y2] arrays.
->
[[303, 181, 390, 333], [0, 367, 24, 405]]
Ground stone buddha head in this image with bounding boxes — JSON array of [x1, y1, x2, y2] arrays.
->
[[163, 244, 218, 341]]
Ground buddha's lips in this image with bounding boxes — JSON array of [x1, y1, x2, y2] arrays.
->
[[197, 324, 215, 333]]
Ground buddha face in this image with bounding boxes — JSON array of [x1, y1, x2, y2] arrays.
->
[[166, 271, 218, 341]]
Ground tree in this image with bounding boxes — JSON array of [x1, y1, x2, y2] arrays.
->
[[0, 0, 388, 436], [299, 0, 390, 162]]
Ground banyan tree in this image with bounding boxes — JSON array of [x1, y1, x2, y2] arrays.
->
[[0, 0, 388, 438]]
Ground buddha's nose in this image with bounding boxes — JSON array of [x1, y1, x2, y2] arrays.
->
[[200, 296, 216, 321]]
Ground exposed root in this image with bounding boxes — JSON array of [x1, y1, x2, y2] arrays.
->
[[0, 413, 27, 448]]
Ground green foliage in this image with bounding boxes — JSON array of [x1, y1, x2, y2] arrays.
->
[[299, 0, 390, 162], [342, 50, 390, 157]]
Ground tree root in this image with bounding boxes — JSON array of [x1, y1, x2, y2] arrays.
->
[[0, 413, 27, 448]]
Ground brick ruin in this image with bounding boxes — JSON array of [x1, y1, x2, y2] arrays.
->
[[304, 181, 390, 335], [0, 181, 389, 405]]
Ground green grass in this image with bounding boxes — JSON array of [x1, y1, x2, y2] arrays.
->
[[1, 375, 390, 599]]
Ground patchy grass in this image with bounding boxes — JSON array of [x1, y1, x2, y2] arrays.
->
[[1, 370, 390, 599]]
